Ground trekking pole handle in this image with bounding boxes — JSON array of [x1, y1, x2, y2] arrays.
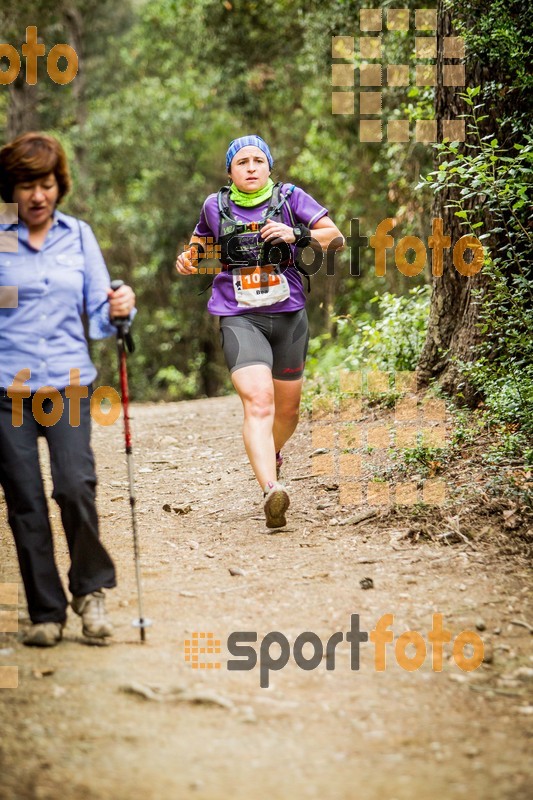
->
[[110, 279, 135, 351], [110, 279, 129, 324]]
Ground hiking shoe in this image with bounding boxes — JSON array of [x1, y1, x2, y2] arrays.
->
[[23, 622, 64, 647], [263, 481, 290, 529], [276, 451, 283, 479], [71, 590, 113, 639]]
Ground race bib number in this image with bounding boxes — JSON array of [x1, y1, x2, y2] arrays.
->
[[232, 265, 290, 308]]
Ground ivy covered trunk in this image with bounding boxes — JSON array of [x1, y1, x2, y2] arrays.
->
[[417, 0, 489, 405]]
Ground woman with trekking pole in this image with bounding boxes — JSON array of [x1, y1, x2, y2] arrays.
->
[[0, 132, 135, 646], [175, 135, 343, 529]]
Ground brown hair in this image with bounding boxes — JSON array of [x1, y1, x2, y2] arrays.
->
[[0, 132, 71, 203]]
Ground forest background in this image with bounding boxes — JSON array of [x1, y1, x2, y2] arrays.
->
[[1, 0, 531, 463]]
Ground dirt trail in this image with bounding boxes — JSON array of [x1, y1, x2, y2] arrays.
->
[[0, 396, 531, 800]]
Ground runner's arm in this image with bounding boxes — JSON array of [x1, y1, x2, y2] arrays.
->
[[260, 215, 344, 252], [307, 215, 345, 251]]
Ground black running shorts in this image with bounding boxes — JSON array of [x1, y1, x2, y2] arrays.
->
[[219, 309, 309, 381]]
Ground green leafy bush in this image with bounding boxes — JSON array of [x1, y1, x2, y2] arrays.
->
[[423, 91, 533, 437], [305, 285, 430, 397]]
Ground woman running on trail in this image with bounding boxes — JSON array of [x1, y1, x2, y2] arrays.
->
[[175, 135, 343, 529]]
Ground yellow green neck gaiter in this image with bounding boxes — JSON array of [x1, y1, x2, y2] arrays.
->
[[229, 177, 275, 207]]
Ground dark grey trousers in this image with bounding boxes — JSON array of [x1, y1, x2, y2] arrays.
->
[[0, 389, 115, 623]]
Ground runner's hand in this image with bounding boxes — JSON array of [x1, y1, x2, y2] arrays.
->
[[260, 221, 296, 244], [175, 248, 199, 275]]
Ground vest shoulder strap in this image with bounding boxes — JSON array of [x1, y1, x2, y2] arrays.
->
[[217, 186, 234, 222], [263, 183, 296, 221], [217, 182, 296, 224]]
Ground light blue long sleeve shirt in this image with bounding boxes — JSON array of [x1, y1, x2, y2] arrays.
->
[[0, 209, 122, 392]]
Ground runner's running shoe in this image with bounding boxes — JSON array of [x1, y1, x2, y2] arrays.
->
[[263, 481, 290, 528]]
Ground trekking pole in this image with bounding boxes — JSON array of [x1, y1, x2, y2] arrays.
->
[[110, 279, 151, 642]]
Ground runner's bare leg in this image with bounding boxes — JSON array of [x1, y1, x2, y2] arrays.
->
[[231, 364, 277, 489], [272, 377, 303, 453]]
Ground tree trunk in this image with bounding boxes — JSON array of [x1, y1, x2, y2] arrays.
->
[[62, 3, 90, 215], [7, 78, 39, 139], [417, 0, 493, 405]]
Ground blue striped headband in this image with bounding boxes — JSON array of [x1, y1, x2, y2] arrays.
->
[[226, 135, 273, 171]]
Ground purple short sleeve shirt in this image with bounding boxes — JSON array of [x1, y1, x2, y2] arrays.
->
[[193, 184, 328, 316]]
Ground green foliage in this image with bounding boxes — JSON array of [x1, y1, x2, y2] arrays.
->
[[485, 431, 533, 468], [423, 90, 533, 436], [401, 443, 447, 476], [305, 285, 430, 398]]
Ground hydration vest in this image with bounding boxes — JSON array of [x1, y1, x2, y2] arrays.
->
[[216, 183, 311, 291]]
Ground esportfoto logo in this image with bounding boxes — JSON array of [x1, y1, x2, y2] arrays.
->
[[331, 7, 466, 143], [184, 614, 484, 688], [312, 369, 447, 506]]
